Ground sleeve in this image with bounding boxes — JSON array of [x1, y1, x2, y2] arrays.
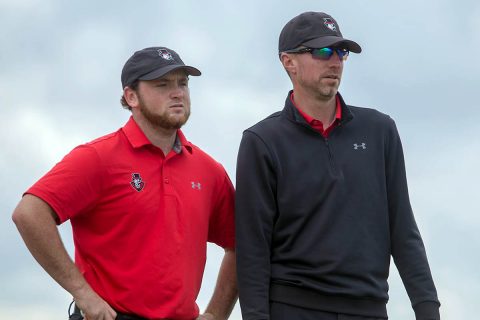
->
[[25, 145, 104, 224], [208, 169, 235, 248], [385, 118, 441, 320], [235, 130, 277, 320]]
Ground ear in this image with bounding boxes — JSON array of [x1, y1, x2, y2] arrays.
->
[[280, 53, 297, 76], [123, 86, 140, 109]]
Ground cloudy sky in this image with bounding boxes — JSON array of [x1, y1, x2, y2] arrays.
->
[[1, 0, 479, 319]]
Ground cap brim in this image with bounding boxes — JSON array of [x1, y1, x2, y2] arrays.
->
[[302, 36, 362, 53], [139, 64, 201, 81]]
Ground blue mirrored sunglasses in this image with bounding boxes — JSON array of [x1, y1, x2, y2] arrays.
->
[[286, 47, 349, 61]]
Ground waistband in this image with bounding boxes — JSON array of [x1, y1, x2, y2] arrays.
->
[[70, 304, 149, 320], [270, 283, 388, 318]]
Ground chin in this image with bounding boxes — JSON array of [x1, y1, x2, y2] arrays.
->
[[317, 89, 337, 99], [170, 116, 189, 128]]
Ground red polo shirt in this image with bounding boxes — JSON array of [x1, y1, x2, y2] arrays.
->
[[26, 117, 235, 319], [291, 92, 342, 137]]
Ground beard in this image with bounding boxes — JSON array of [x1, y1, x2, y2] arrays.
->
[[138, 96, 190, 130]]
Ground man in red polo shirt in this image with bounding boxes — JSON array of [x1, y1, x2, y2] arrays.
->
[[235, 11, 440, 320], [12, 46, 237, 320]]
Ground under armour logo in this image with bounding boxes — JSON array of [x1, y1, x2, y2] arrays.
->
[[191, 182, 201, 190], [353, 143, 367, 150]]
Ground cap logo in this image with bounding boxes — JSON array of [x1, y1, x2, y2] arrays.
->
[[157, 49, 174, 61], [323, 18, 337, 31]]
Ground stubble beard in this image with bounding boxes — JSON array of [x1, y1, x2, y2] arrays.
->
[[317, 84, 338, 100], [138, 97, 190, 130], [298, 72, 341, 101], [312, 77, 341, 101]]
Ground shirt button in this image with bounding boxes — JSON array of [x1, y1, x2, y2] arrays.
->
[[164, 178, 169, 184]]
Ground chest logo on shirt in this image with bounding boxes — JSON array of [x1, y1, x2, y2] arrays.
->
[[353, 142, 367, 150], [191, 181, 202, 190], [130, 173, 145, 192]]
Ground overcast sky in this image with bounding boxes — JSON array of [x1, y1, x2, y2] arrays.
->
[[1, 0, 479, 319]]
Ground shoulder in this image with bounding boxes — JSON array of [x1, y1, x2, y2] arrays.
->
[[45, 129, 125, 174], [244, 111, 283, 135], [84, 129, 124, 150], [75, 129, 127, 161], [188, 142, 228, 175], [238, 111, 286, 149], [347, 105, 401, 147], [187, 143, 233, 193], [348, 105, 392, 121], [348, 105, 396, 129]]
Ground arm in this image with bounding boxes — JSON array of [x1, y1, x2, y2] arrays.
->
[[199, 248, 237, 320], [12, 194, 117, 320], [385, 119, 440, 320], [235, 131, 277, 320]]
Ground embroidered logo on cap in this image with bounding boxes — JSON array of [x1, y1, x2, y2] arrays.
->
[[157, 49, 174, 61], [130, 173, 145, 191], [323, 18, 337, 31]]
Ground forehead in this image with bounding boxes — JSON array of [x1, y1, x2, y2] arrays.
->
[[157, 69, 189, 81]]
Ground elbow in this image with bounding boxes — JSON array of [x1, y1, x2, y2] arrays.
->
[[12, 194, 56, 229], [12, 203, 31, 229], [12, 203, 24, 225], [11, 211, 19, 225]]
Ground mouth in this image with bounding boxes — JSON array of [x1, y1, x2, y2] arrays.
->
[[324, 75, 339, 80], [169, 104, 184, 109]]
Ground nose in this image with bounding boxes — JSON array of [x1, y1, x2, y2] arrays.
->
[[327, 51, 344, 69], [330, 51, 344, 63], [170, 84, 185, 99]]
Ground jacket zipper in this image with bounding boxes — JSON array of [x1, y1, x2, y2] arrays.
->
[[299, 120, 341, 175], [324, 137, 337, 175]]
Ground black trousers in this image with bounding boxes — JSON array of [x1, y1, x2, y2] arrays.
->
[[69, 305, 147, 320], [270, 302, 387, 320]]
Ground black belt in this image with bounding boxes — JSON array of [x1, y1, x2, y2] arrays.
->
[[69, 304, 148, 320]]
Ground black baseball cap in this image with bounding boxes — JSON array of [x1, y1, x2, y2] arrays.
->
[[121, 47, 201, 88], [279, 12, 361, 53]]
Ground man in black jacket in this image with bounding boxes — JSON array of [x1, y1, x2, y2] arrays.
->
[[235, 11, 440, 320]]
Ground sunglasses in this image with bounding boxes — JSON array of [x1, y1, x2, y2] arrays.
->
[[286, 47, 349, 61]]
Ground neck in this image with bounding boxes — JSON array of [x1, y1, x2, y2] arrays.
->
[[293, 87, 337, 126], [132, 114, 177, 156]]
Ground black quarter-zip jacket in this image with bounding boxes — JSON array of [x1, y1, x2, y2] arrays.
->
[[235, 91, 440, 320]]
